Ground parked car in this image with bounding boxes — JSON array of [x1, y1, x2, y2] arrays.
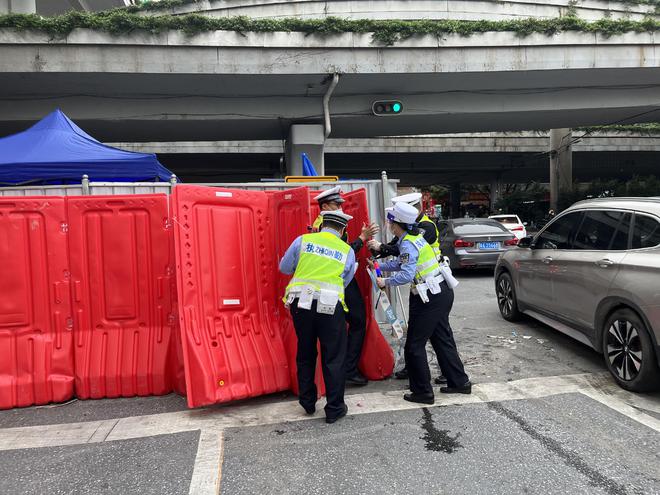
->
[[489, 214, 527, 239], [495, 198, 660, 392], [438, 218, 519, 269]]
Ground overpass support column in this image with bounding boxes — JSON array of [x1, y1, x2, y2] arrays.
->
[[450, 183, 461, 218], [0, 0, 36, 12], [549, 128, 573, 212], [285, 124, 325, 176], [490, 176, 502, 213]]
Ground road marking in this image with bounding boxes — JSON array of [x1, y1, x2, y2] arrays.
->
[[188, 430, 224, 495], [579, 388, 660, 433], [0, 372, 658, 494]]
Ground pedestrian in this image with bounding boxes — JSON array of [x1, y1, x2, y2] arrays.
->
[[311, 186, 379, 386], [370, 202, 471, 404], [367, 192, 447, 384], [280, 210, 355, 423]]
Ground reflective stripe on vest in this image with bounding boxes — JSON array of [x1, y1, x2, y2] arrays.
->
[[421, 214, 442, 258], [284, 232, 351, 310], [403, 232, 440, 280]]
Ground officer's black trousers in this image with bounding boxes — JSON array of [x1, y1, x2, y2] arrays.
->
[[344, 278, 366, 377], [291, 300, 347, 418], [405, 282, 469, 395]]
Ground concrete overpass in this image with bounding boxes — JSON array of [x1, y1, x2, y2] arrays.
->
[[142, 0, 659, 22], [110, 131, 660, 185], [1, 0, 659, 202]]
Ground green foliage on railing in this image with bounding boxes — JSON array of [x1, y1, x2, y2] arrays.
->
[[0, 11, 658, 44], [576, 123, 660, 134]]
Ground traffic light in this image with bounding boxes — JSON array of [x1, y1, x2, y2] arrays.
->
[[372, 100, 404, 116]]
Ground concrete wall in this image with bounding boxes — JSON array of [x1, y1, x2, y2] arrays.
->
[[149, 0, 659, 21]]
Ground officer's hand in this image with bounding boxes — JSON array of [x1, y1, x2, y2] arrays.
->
[[367, 239, 382, 252], [366, 222, 380, 238], [376, 277, 387, 289], [366, 258, 375, 269]]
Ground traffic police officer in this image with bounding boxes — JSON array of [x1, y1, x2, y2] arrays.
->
[[312, 186, 379, 386], [371, 202, 470, 404], [368, 192, 447, 384], [280, 209, 356, 423]]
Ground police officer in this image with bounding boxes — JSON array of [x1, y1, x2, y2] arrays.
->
[[312, 186, 379, 387], [368, 192, 447, 384], [280, 210, 356, 423], [370, 202, 470, 404]]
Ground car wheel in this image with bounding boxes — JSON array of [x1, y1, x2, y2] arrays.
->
[[602, 309, 660, 393], [496, 272, 520, 322]]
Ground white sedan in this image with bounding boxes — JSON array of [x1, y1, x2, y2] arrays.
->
[[489, 214, 527, 239]]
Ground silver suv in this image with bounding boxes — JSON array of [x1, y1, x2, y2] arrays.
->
[[495, 198, 660, 392]]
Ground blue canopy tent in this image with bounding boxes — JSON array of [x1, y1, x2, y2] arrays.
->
[[0, 109, 175, 185]]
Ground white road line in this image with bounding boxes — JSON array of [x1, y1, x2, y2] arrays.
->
[[2, 371, 649, 452], [579, 388, 660, 433], [188, 430, 224, 495], [1, 372, 658, 495]]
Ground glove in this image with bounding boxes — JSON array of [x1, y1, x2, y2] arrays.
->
[[367, 239, 382, 252]]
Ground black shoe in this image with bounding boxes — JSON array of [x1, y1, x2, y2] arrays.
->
[[346, 373, 368, 387], [326, 404, 348, 424], [403, 392, 435, 405], [394, 368, 409, 380], [434, 375, 448, 385], [301, 403, 315, 415], [440, 381, 472, 395]]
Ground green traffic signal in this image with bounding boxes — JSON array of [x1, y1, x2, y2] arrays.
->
[[372, 100, 404, 116]]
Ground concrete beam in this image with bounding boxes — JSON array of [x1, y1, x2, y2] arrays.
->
[[549, 128, 573, 211], [153, 0, 659, 22], [0, 30, 658, 141], [108, 132, 660, 154]]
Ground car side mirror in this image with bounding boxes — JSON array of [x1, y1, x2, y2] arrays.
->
[[523, 222, 528, 226], [518, 236, 534, 248]]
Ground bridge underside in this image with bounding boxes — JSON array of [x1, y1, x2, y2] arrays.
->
[[158, 150, 660, 185], [1, 68, 659, 142]]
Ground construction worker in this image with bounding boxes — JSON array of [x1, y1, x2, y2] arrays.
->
[[280, 210, 355, 424], [368, 191, 446, 383], [312, 186, 379, 386], [369, 202, 471, 404]]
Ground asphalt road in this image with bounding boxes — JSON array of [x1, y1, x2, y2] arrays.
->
[[1, 271, 659, 495]]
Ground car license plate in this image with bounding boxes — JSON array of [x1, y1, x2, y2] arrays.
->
[[478, 242, 499, 250]]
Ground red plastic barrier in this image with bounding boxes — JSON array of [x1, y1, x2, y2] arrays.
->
[[269, 188, 322, 396], [172, 185, 292, 408], [337, 190, 395, 379], [0, 197, 74, 409], [67, 195, 178, 399], [309, 189, 395, 379]]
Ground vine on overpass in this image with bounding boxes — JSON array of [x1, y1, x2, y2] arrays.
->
[[0, 11, 658, 44], [577, 123, 660, 134]]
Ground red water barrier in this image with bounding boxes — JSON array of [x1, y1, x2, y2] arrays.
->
[[172, 185, 294, 408], [67, 195, 179, 399], [318, 189, 395, 379], [0, 197, 74, 410]]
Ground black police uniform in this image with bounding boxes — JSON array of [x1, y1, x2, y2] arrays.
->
[[343, 233, 367, 381], [376, 213, 447, 380], [407, 281, 469, 396]]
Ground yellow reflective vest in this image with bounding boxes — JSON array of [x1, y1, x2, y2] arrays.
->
[[284, 232, 351, 310]]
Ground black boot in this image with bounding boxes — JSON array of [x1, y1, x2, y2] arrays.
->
[[440, 381, 472, 395], [403, 392, 435, 405], [394, 368, 408, 380], [346, 372, 368, 387], [434, 375, 448, 385]]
